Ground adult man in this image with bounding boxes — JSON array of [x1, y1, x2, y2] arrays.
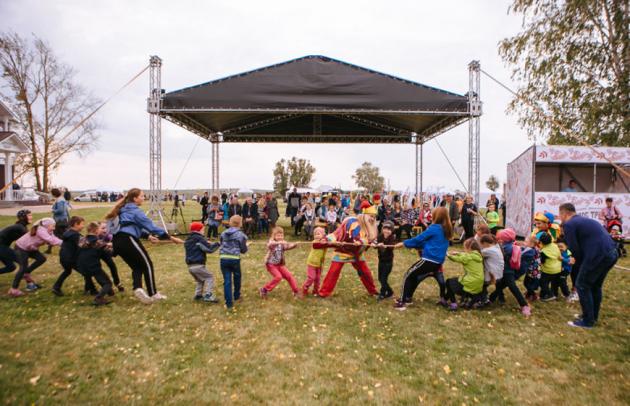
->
[[562, 179, 579, 193], [286, 188, 301, 226], [598, 197, 622, 226], [486, 194, 500, 209], [559, 203, 618, 329], [440, 194, 460, 230], [199, 192, 210, 223]]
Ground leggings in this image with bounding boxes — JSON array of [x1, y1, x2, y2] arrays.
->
[[54, 261, 96, 292], [112, 233, 157, 296], [445, 277, 465, 303], [0, 245, 17, 275], [12, 248, 46, 289], [399, 259, 443, 302], [489, 273, 528, 307]]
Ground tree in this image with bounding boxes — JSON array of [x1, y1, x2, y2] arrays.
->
[[0, 32, 101, 191], [352, 162, 384, 193], [486, 175, 500, 192], [499, 0, 629, 146], [272, 157, 316, 195]]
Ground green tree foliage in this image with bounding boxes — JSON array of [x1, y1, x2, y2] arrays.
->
[[486, 175, 500, 192], [272, 157, 315, 195], [352, 162, 384, 193], [499, 0, 629, 146]]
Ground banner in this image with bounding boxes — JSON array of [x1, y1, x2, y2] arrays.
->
[[536, 146, 630, 164]]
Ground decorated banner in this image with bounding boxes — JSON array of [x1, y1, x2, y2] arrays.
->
[[536, 145, 630, 164], [506, 147, 534, 237]]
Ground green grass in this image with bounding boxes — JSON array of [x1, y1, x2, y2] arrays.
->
[[0, 203, 628, 405]]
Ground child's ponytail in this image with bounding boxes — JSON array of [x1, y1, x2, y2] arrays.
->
[[105, 188, 142, 220]]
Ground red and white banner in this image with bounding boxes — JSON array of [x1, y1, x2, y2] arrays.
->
[[536, 146, 630, 164]]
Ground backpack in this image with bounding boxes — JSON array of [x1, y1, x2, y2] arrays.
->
[[509, 244, 522, 271], [106, 216, 121, 235]]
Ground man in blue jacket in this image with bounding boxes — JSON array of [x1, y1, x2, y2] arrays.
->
[[559, 203, 618, 329]]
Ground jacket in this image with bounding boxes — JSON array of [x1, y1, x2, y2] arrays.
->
[[59, 229, 81, 265], [185, 232, 219, 265], [76, 235, 117, 276], [265, 241, 297, 265], [440, 200, 460, 222], [0, 222, 28, 247], [402, 224, 448, 264], [52, 198, 70, 223], [15, 226, 62, 251], [377, 233, 396, 262], [448, 251, 484, 294], [481, 244, 504, 282], [307, 242, 328, 268], [540, 243, 562, 275], [562, 215, 616, 270], [219, 227, 248, 259], [560, 249, 573, 274], [117, 203, 168, 239], [501, 241, 518, 275]]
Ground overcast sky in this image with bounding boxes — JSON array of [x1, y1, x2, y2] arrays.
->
[[1, 0, 535, 193]]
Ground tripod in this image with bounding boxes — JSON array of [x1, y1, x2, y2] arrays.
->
[[170, 201, 187, 233]]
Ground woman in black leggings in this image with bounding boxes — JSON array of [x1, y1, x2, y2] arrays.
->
[[106, 188, 182, 304]]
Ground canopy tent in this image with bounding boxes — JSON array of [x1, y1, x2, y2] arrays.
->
[[146, 55, 482, 215]]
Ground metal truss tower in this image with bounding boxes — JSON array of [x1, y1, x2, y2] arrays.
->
[[468, 61, 482, 204], [147, 55, 166, 229]]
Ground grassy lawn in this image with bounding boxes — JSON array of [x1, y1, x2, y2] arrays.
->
[[0, 202, 628, 405]]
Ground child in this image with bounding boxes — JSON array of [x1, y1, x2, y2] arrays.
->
[[375, 221, 397, 300], [206, 196, 223, 239], [185, 222, 220, 302], [416, 202, 432, 232], [445, 238, 485, 311], [52, 216, 95, 296], [520, 235, 541, 301], [556, 239, 573, 300], [260, 226, 299, 298], [0, 209, 32, 276], [95, 222, 123, 292], [302, 203, 317, 240], [219, 215, 248, 309], [489, 228, 532, 317], [538, 232, 562, 301], [303, 227, 328, 296], [485, 204, 500, 234], [76, 222, 119, 306], [479, 234, 504, 306], [9, 218, 62, 297], [474, 224, 491, 241], [325, 202, 338, 234]]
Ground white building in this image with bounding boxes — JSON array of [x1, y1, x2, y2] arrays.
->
[[0, 101, 30, 201]]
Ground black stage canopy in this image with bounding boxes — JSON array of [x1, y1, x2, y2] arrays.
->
[[161, 55, 470, 143]]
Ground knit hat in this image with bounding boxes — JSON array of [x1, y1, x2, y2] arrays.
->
[[534, 212, 549, 223], [496, 228, 516, 242], [381, 221, 395, 230], [362, 205, 377, 216], [544, 212, 555, 224], [190, 222, 204, 233], [35, 217, 56, 228], [360, 200, 372, 210]]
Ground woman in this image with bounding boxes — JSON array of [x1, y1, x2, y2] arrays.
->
[[266, 193, 280, 229], [106, 188, 183, 304], [394, 207, 452, 310], [461, 195, 478, 241]]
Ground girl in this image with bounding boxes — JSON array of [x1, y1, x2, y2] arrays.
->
[[445, 238, 485, 311], [0, 209, 31, 277], [96, 221, 122, 292], [107, 188, 183, 304], [394, 207, 452, 310], [489, 228, 532, 317], [485, 204, 500, 234], [9, 218, 62, 297], [220, 215, 248, 309], [303, 227, 328, 296], [76, 222, 119, 306], [206, 195, 222, 239], [260, 227, 299, 298]]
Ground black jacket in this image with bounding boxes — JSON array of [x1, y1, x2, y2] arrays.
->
[[0, 222, 28, 246], [76, 235, 117, 276], [184, 232, 219, 265], [227, 204, 242, 218], [242, 202, 258, 220], [377, 233, 397, 262], [59, 229, 81, 265]]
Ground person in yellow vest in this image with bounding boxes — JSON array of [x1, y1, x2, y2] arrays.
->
[[531, 212, 561, 242], [537, 232, 562, 301]]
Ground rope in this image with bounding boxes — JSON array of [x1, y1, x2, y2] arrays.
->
[[480, 69, 630, 178], [433, 138, 469, 192], [171, 136, 202, 190], [0, 64, 150, 194]]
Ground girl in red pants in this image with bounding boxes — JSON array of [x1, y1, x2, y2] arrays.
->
[[259, 227, 299, 298]]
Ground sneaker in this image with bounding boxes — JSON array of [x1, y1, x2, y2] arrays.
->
[[25, 283, 38, 292], [8, 288, 24, 297], [449, 302, 458, 312], [567, 319, 593, 329], [393, 300, 407, 311], [436, 298, 448, 307], [193, 294, 203, 301], [134, 288, 153, 304], [259, 287, 268, 299], [203, 293, 219, 303], [541, 295, 557, 302], [521, 305, 532, 317], [51, 287, 64, 297], [568, 291, 579, 302], [377, 294, 386, 301], [117, 285, 125, 293], [93, 296, 112, 306], [23, 273, 34, 283], [151, 292, 168, 301]]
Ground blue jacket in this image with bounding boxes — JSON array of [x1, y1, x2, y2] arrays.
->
[[562, 215, 616, 269], [501, 241, 518, 276], [560, 250, 572, 274], [184, 232, 219, 265], [52, 199, 70, 222], [519, 246, 537, 278], [117, 203, 168, 239], [219, 227, 248, 259], [402, 224, 448, 264]]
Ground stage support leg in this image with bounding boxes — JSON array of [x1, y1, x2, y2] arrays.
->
[[468, 60, 482, 204], [211, 134, 220, 197], [415, 141, 423, 201], [147, 55, 167, 230]]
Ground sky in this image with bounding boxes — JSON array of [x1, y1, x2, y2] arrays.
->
[[1, 0, 536, 193]]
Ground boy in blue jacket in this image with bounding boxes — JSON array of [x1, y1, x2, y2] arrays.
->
[[185, 222, 220, 302], [219, 215, 248, 309]]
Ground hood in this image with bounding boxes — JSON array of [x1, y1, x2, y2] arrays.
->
[[223, 227, 242, 240], [470, 251, 483, 262]]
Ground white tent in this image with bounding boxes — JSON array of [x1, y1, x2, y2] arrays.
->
[[237, 187, 254, 195], [317, 185, 334, 193]]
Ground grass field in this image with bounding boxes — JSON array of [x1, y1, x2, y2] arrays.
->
[[0, 202, 628, 405]]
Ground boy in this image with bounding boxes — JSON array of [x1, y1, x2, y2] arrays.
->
[[76, 222, 118, 306], [537, 232, 562, 301], [556, 239, 573, 300], [520, 235, 541, 301], [219, 215, 248, 309], [52, 216, 95, 296], [185, 222, 220, 302], [375, 221, 397, 300]]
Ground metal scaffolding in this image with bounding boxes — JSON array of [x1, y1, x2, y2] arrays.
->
[[468, 60, 482, 204], [210, 132, 221, 196], [412, 132, 423, 198], [147, 55, 166, 228]]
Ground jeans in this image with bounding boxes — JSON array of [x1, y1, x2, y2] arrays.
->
[[540, 272, 561, 299], [12, 249, 47, 289], [489, 273, 528, 307], [220, 258, 241, 308], [0, 245, 17, 275], [575, 249, 618, 326]]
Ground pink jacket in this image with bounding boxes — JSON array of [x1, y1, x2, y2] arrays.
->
[[16, 227, 62, 251]]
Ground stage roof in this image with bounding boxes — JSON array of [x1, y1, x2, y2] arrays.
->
[[161, 55, 471, 143]]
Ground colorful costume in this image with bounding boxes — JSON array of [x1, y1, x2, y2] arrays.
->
[[318, 213, 378, 297], [531, 212, 561, 242]]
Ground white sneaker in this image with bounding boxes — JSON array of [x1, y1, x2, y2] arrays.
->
[[568, 291, 579, 302], [134, 288, 154, 304], [151, 292, 168, 301]]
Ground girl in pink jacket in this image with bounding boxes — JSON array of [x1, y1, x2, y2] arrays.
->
[[9, 218, 62, 297]]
